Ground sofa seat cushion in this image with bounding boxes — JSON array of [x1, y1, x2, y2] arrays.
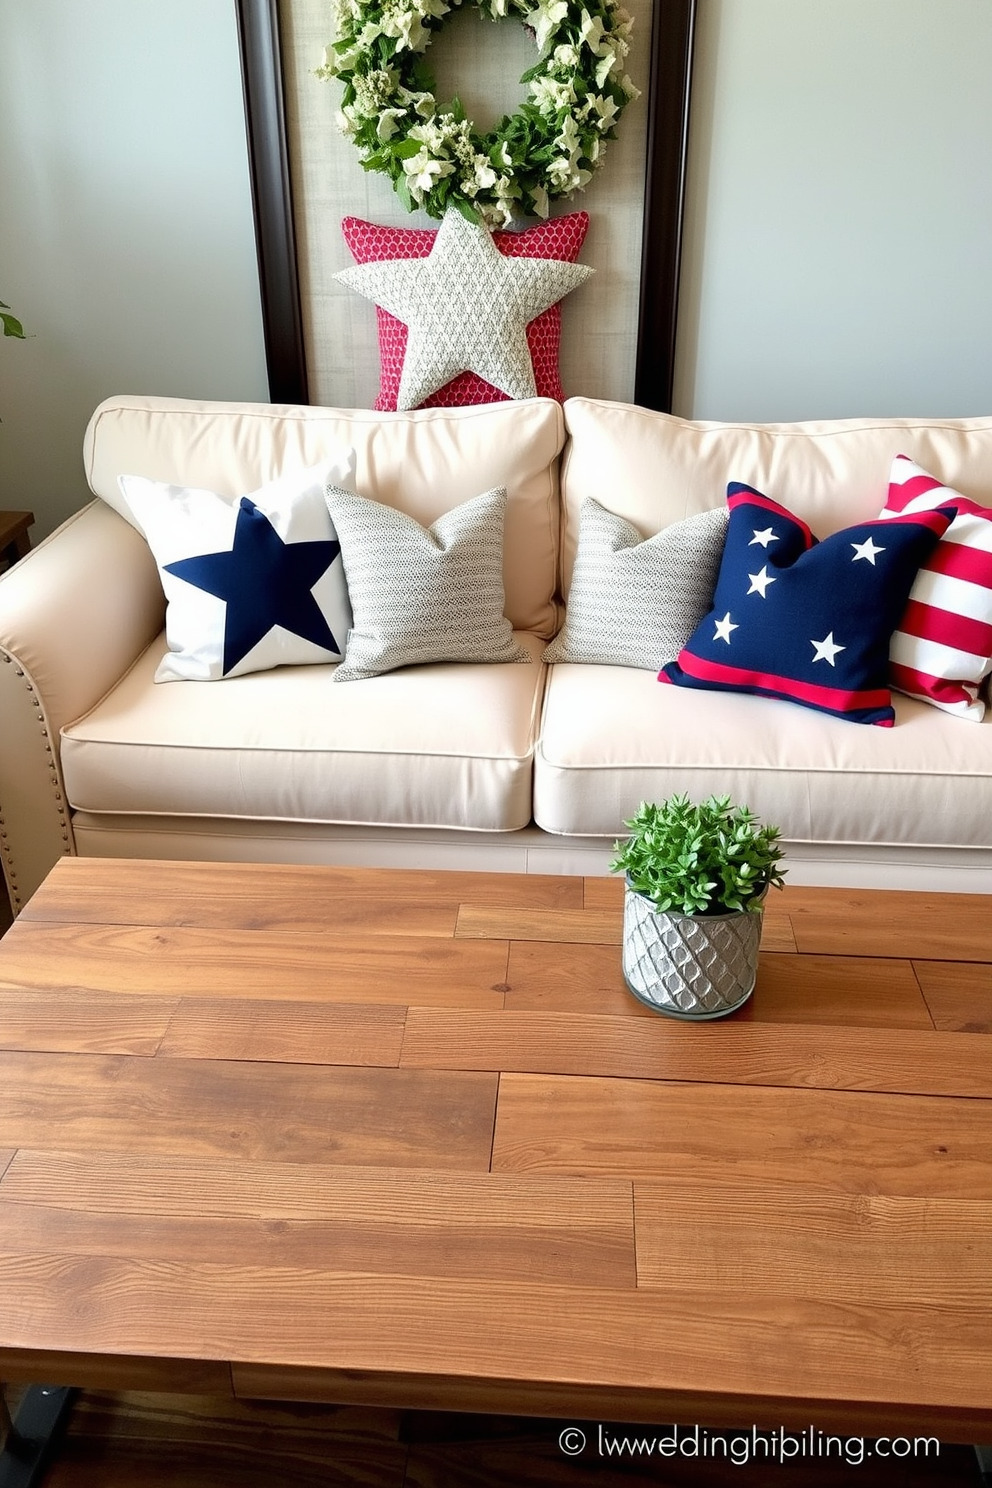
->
[[61, 632, 547, 832], [535, 662, 992, 849]]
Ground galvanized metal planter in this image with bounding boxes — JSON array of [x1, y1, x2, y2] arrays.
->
[[621, 879, 765, 1019]]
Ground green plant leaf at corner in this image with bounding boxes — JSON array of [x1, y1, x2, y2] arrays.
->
[[1, 303, 26, 339]]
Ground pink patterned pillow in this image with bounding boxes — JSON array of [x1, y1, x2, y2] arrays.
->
[[880, 454, 992, 720], [341, 212, 590, 411]]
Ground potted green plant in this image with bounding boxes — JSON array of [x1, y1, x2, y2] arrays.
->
[[610, 793, 786, 1019]]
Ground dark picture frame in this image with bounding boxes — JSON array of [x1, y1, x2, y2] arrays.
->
[[235, 0, 696, 411]]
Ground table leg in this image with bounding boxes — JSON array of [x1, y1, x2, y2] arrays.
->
[[0, 1385, 75, 1488]]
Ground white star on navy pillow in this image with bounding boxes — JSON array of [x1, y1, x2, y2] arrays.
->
[[747, 565, 775, 597], [811, 632, 845, 666], [851, 536, 885, 564], [165, 498, 343, 675]]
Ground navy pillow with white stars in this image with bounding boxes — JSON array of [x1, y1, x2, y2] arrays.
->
[[661, 483, 957, 726], [166, 497, 343, 677]]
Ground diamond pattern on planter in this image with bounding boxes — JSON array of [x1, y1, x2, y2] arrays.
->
[[621, 888, 763, 1019]]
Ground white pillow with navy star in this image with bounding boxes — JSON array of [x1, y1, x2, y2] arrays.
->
[[661, 482, 957, 726], [119, 454, 356, 682]]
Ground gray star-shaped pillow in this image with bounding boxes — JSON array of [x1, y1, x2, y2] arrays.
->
[[325, 483, 533, 681], [544, 499, 730, 669], [335, 208, 592, 410]]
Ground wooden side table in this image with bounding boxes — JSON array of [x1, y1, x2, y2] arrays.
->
[[0, 510, 34, 571]]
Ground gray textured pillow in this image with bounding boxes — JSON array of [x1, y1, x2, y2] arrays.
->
[[325, 483, 533, 681], [543, 499, 730, 669]]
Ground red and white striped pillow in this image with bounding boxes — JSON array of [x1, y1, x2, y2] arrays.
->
[[880, 455, 992, 720]]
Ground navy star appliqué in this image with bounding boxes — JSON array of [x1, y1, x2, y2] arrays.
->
[[165, 498, 342, 675]]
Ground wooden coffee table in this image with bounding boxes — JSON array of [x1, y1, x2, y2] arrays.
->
[[0, 857, 990, 1444]]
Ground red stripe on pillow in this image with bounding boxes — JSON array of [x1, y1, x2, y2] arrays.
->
[[896, 600, 992, 655], [675, 650, 891, 710], [888, 661, 976, 708], [888, 473, 947, 510], [726, 487, 815, 546], [889, 469, 991, 519], [881, 457, 992, 719], [888, 505, 963, 537], [924, 540, 992, 586]]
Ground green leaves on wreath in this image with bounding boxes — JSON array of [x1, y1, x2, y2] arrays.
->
[[318, 0, 638, 225]]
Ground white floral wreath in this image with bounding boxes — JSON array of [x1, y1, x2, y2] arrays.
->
[[318, 0, 639, 228]]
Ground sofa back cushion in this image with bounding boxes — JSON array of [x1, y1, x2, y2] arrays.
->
[[84, 394, 565, 637], [560, 397, 992, 596]]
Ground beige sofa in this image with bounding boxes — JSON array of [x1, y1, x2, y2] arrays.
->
[[2, 392, 992, 913]]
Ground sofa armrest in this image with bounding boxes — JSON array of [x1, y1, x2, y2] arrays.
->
[[0, 499, 164, 908]]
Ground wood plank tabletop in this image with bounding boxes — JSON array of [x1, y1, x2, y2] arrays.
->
[[1, 856, 991, 1441]]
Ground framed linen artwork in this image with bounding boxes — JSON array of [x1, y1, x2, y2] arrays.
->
[[236, 0, 695, 412]]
